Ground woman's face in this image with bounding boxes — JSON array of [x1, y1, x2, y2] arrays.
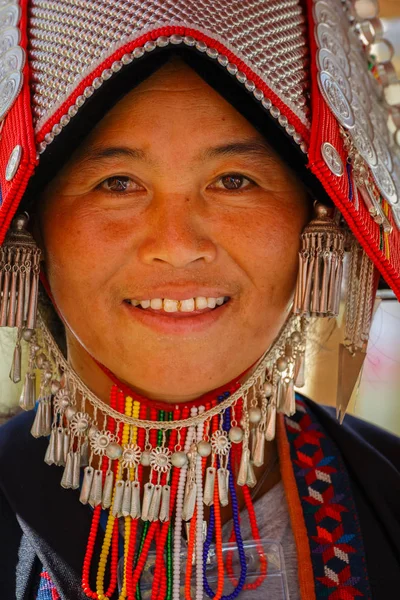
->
[[39, 60, 310, 402]]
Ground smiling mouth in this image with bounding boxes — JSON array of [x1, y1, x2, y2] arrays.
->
[[125, 296, 230, 314]]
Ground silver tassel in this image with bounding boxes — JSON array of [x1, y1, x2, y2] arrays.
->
[[246, 461, 257, 488], [122, 480, 132, 517], [182, 482, 197, 521], [9, 336, 22, 383], [55, 427, 65, 466], [44, 428, 57, 465], [62, 430, 70, 465], [237, 447, 250, 487], [281, 379, 296, 417], [72, 451, 81, 489], [217, 468, 229, 506], [203, 466, 216, 506], [31, 400, 44, 438], [252, 427, 265, 468], [61, 451, 74, 489], [130, 480, 141, 519], [19, 373, 36, 411], [80, 466, 94, 505], [265, 402, 277, 442], [102, 470, 114, 509], [141, 482, 155, 521], [111, 480, 124, 517], [44, 399, 52, 436], [80, 439, 89, 467], [89, 469, 103, 507], [294, 352, 306, 388], [159, 485, 171, 523], [148, 484, 162, 522]]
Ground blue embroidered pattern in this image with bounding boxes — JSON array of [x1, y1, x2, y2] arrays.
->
[[36, 570, 60, 600], [284, 396, 372, 599]]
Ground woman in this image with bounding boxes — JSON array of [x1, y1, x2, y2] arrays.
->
[[0, 1, 399, 599]]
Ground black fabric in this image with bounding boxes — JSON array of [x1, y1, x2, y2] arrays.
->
[[1, 400, 399, 599], [23, 46, 331, 213]]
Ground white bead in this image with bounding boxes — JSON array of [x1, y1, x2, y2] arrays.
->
[[228, 426, 244, 443], [171, 451, 188, 468], [276, 357, 288, 372], [141, 450, 151, 466], [248, 407, 262, 424], [197, 440, 212, 457], [106, 442, 122, 460], [263, 382, 273, 397], [65, 406, 76, 420]]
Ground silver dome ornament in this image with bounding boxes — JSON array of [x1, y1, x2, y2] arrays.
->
[[197, 440, 212, 457], [64, 405, 77, 421], [171, 451, 188, 468], [228, 426, 244, 443], [140, 450, 151, 466], [276, 357, 288, 372], [248, 406, 262, 424], [106, 441, 123, 460]]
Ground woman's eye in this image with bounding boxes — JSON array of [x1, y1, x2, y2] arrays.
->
[[211, 174, 254, 191], [98, 176, 141, 193]]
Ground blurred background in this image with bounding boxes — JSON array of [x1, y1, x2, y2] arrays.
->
[[1, 0, 400, 435]]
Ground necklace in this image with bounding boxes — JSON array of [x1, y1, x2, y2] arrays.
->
[[19, 310, 308, 599]]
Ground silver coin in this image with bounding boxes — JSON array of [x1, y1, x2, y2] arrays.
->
[[0, 45, 24, 81], [321, 142, 344, 176], [0, 4, 20, 29], [350, 122, 377, 167], [0, 26, 19, 58], [0, 0, 17, 8], [373, 130, 393, 172], [314, 0, 346, 29], [371, 161, 398, 206], [370, 98, 390, 145], [316, 22, 349, 54], [0, 70, 22, 120], [315, 25, 350, 76], [318, 71, 355, 129], [351, 93, 373, 139], [317, 49, 351, 101]]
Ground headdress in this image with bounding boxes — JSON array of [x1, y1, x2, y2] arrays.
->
[[0, 1, 399, 598]]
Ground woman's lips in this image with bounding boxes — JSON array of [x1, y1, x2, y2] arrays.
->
[[123, 299, 231, 333]]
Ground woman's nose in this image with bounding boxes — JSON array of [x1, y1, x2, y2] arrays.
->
[[136, 194, 218, 268]]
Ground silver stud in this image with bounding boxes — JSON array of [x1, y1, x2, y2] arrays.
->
[[217, 55, 229, 67], [75, 95, 85, 107], [195, 40, 207, 52], [133, 47, 144, 59], [60, 114, 70, 127], [101, 69, 112, 80], [245, 80, 256, 92], [170, 34, 183, 45], [278, 114, 288, 127], [262, 97, 272, 110], [270, 106, 280, 119], [183, 36, 196, 47], [227, 63, 238, 76], [44, 132, 54, 144], [300, 143, 308, 154], [144, 40, 156, 52], [236, 71, 247, 84], [206, 47, 218, 60], [52, 123, 62, 136], [5, 144, 22, 182], [92, 77, 102, 89], [121, 54, 133, 65], [111, 60, 123, 72], [254, 88, 264, 101]]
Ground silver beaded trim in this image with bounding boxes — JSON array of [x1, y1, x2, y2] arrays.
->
[[37, 33, 308, 156]]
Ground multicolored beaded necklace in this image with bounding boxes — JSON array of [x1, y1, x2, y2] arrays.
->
[[21, 310, 308, 599]]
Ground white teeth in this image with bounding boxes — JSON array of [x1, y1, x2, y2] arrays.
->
[[207, 297, 216, 309], [129, 296, 228, 312], [150, 298, 163, 310], [195, 296, 208, 310], [164, 299, 179, 313], [180, 298, 195, 312]]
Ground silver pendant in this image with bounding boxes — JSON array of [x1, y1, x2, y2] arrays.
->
[[246, 460, 257, 488], [130, 480, 141, 519], [122, 480, 132, 517], [253, 428, 265, 468], [281, 379, 295, 416], [55, 427, 64, 466], [9, 339, 22, 383], [44, 428, 56, 465], [44, 398, 52, 436], [72, 451, 81, 489], [80, 466, 94, 505], [203, 466, 216, 506], [237, 447, 250, 487], [265, 402, 277, 442], [294, 353, 305, 388], [148, 484, 162, 522], [141, 482, 155, 521], [182, 483, 197, 521], [217, 467, 229, 506], [102, 470, 114, 509], [80, 439, 89, 467], [62, 430, 70, 465], [88, 469, 103, 507], [61, 451, 74, 489], [31, 401, 44, 438], [159, 485, 170, 523], [111, 480, 124, 517]]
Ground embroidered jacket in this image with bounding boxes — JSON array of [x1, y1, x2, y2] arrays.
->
[[1, 397, 399, 599]]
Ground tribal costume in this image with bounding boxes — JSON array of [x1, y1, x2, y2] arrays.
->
[[0, 1, 400, 599]]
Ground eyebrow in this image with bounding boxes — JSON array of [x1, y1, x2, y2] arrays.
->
[[75, 137, 275, 169]]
